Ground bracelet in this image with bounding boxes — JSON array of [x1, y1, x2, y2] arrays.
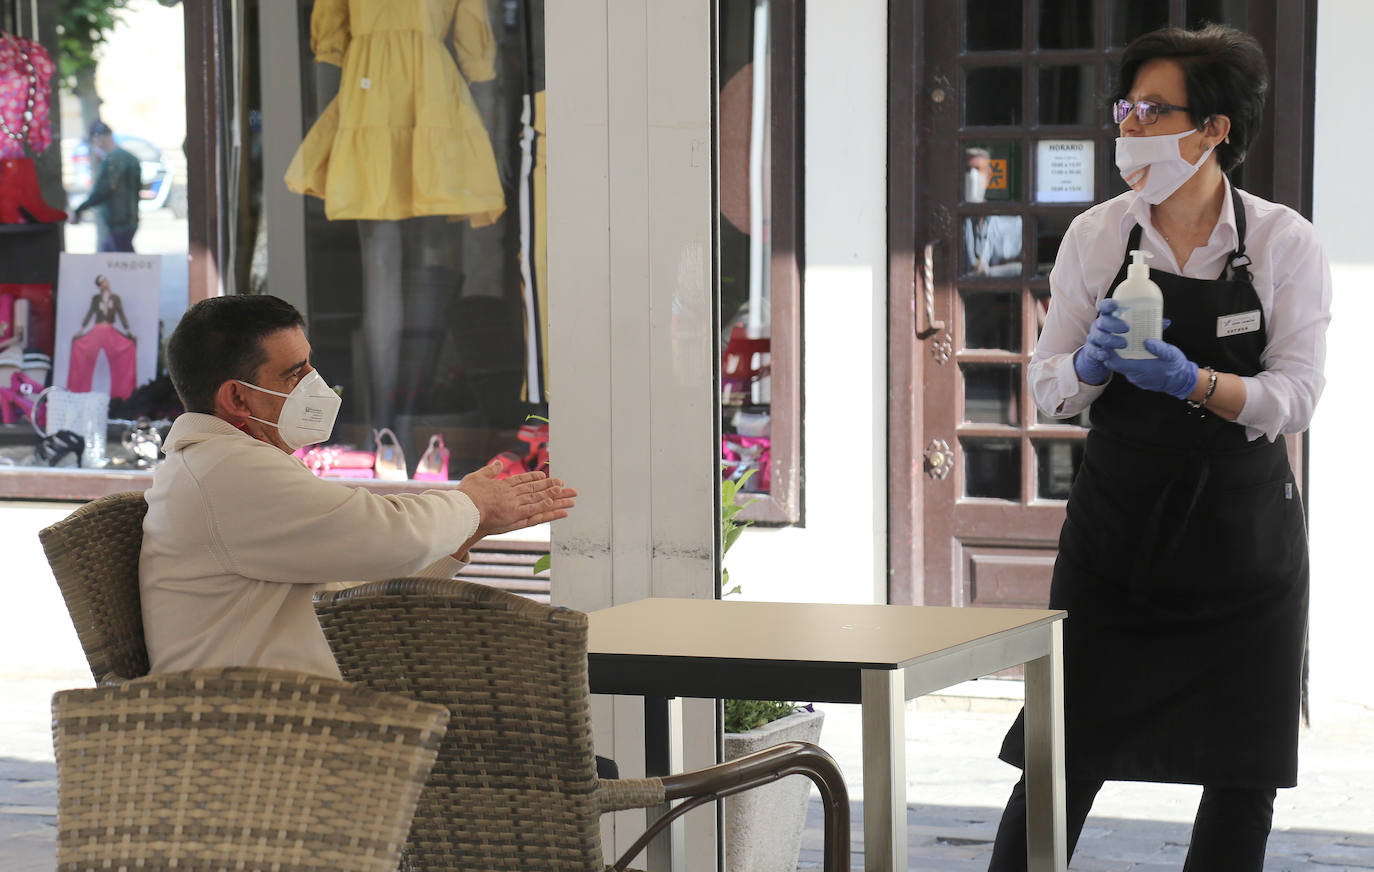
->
[[1187, 367, 1218, 409]]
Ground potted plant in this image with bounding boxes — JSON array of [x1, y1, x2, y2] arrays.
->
[[720, 470, 825, 872]]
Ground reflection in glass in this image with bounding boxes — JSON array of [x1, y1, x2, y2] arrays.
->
[[718, 0, 776, 494], [1035, 440, 1083, 500], [963, 292, 1021, 352], [963, 214, 1024, 278], [1035, 213, 1074, 276], [1039, 0, 1094, 49], [1112, 0, 1168, 47], [967, 0, 1022, 51], [963, 438, 1020, 500], [963, 364, 1020, 426], [1039, 66, 1097, 126], [1031, 291, 1052, 340], [965, 67, 1022, 127], [963, 142, 1022, 203]]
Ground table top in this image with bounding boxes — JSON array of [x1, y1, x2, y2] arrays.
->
[[588, 598, 1063, 671]]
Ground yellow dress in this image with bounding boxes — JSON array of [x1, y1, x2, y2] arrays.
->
[[285, 0, 505, 225]]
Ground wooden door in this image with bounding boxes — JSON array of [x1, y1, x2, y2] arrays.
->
[[888, 0, 1317, 608]]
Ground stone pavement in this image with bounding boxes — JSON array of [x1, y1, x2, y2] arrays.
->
[[3, 677, 1372, 871]]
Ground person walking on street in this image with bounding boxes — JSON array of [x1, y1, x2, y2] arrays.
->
[[70, 120, 141, 252]]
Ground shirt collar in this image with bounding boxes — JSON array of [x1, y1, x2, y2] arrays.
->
[[162, 412, 254, 454], [1122, 184, 1240, 252]]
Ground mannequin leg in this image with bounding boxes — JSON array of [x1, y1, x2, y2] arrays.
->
[[398, 216, 463, 419], [358, 219, 404, 432]]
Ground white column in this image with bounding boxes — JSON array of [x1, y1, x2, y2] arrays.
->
[[547, 1, 718, 867]]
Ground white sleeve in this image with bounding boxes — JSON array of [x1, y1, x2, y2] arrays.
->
[[1029, 217, 1111, 418], [196, 447, 480, 584], [1236, 219, 1332, 440]]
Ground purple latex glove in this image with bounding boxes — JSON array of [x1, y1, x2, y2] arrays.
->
[[1074, 298, 1128, 385], [1104, 337, 1199, 400]]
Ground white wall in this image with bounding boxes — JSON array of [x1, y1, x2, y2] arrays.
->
[[0, 503, 89, 681], [1307, 0, 1374, 710], [721, 1, 889, 606]]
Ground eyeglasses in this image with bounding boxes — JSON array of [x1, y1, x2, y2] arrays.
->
[[1112, 98, 1190, 126]]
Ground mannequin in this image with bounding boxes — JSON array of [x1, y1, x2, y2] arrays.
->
[[285, 0, 506, 439]]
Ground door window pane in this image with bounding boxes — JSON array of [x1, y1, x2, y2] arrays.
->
[[1111, 0, 1168, 47], [965, 67, 1022, 127], [1039, 0, 1094, 48], [963, 291, 1021, 352], [967, 0, 1022, 51], [962, 214, 1024, 278], [963, 142, 1022, 203], [1035, 440, 1083, 499], [1038, 65, 1097, 126], [963, 364, 1020, 426], [962, 438, 1020, 500], [1035, 213, 1074, 276]]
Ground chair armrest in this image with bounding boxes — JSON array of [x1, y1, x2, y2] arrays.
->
[[595, 777, 666, 814], [608, 741, 849, 872]]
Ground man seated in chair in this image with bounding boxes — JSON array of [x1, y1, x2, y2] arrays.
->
[[139, 294, 576, 679]]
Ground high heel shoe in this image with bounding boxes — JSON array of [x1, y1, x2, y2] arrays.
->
[[0, 158, 67, 224], [414, 433, 450, 481], [372, 427, 408, 481], [0, 370, 44, 426]]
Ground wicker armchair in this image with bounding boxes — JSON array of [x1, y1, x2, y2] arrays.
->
[[38, 491, 150, 685], [52, 667, 449, 872], [315, 578, 849, 872]]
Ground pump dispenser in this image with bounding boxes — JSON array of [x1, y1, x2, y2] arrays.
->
[[1113, 250, 1163, 359]]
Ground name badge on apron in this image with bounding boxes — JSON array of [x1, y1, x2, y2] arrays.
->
[[1217, 309, 1261, 338]]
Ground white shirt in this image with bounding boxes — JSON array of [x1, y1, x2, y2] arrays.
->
[[140, 413, 478, 678], [1031, 187, 1332, 441]]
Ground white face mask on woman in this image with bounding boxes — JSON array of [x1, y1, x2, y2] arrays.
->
[[235, 369, 341, 449], [1114, 128, 1214, 205]]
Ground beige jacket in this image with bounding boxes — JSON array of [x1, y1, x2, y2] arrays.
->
[[140, 414, 478, 678]]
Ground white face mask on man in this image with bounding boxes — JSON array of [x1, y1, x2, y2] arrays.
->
[[1114, 127, 1214, 205], [235, 369, 341, 450]]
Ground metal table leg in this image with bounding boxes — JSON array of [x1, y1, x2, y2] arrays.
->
[[861, 669, 907, 872], [644, 695, 685, 872], [1023, 622, 1067, 872]]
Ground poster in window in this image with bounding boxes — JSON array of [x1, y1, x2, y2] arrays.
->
[[53, 254, 161, 401]]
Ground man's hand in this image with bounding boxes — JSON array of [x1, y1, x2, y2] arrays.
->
[[457, 461, 578, 537], [451, 462, 577, 561]]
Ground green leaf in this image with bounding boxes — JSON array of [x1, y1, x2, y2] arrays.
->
[[532, 553, 551, 575], [723, 699, 798, 733]]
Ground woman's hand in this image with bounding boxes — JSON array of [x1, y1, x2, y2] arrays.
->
[[1074, 298, 1128, 385], [1106, 338, 1199, 400]]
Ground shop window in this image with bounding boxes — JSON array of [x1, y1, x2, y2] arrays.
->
[[717, 0, 802, 524], [0, 1, 190, 496]]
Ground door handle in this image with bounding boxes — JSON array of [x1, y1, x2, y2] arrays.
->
[[916, 241, 946, 339]]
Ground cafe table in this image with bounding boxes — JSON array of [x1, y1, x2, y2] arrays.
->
[[587, 598, 1067, 872]]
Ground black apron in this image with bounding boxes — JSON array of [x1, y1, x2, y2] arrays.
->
[[1001, 186, 1309, 788]]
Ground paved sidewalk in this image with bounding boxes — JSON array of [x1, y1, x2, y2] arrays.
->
[[4, 677, 1372, 870]]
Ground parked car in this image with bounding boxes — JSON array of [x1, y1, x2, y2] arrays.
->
[[66, 134, 184, 218]]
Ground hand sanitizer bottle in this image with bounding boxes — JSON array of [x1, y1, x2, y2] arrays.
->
[[1114, 250, 1163, 359]]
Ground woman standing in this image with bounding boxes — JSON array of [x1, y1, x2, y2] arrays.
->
[[988, 25, 1331, 870], [68, 273, 138, 399]]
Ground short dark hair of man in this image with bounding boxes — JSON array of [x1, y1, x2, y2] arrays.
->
[[1115, 24, 1269, 173], [167, 295, 305, 414]]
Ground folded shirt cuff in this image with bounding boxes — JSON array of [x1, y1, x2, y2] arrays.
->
[[415, 554, 469, 580]]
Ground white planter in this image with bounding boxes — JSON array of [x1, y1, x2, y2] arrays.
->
[[722, 708, 826, 872]]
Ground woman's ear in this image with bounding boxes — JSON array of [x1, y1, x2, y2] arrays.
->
[[1203, 113, 1232, 149]]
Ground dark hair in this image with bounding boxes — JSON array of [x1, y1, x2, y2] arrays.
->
[[88, 119, 112, 139], [1115, 24, 1269, 172], [167, 295, 305, 414], [93, 274, 107, 287]]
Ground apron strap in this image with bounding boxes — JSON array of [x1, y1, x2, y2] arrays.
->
[[1222, 178, 1253, 283]]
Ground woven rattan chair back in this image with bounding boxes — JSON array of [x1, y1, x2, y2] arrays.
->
[[52, 667, 449, 872], [315, 578, 602, 871], [39, 491, 150, 684]]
